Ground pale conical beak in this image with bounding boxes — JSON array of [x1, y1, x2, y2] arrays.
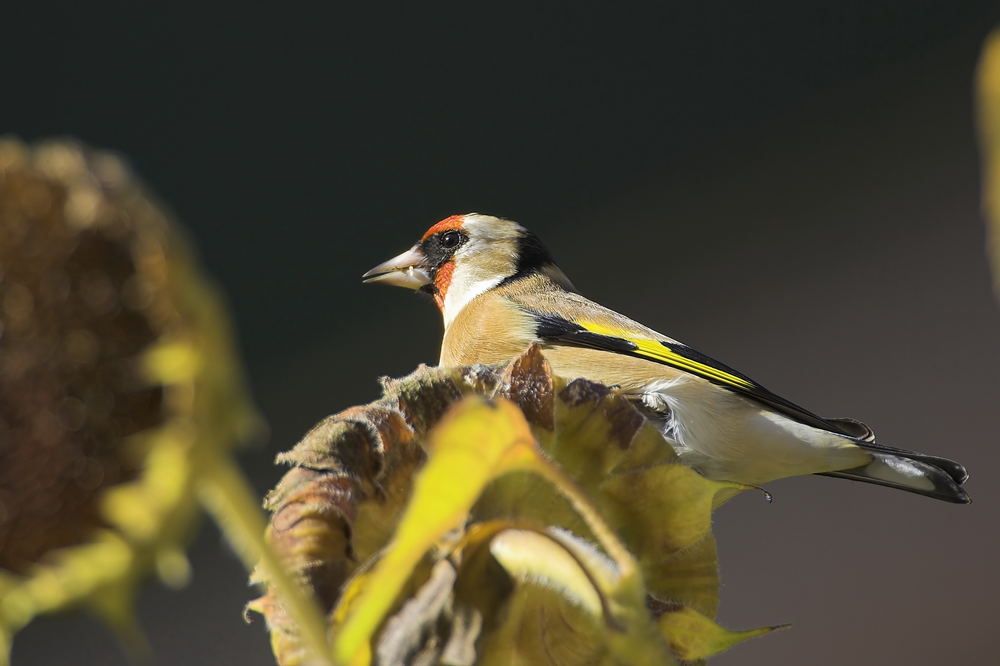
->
[[362, 246, 432, 289]]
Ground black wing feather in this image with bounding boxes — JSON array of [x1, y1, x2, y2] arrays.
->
[[532, 312, 856, 436], [532, 311, 969, 487]]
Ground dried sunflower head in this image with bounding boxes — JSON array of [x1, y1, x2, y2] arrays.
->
[[0, 138, 258, 662], [251, 346, 779, 666]]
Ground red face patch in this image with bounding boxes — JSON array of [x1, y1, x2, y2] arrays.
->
[[420, 214, 465, 241], [432, 259, 455, 309]]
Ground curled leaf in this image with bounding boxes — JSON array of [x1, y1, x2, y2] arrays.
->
[[489, 528, 615, 618]]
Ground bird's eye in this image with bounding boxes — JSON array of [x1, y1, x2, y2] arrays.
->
[[440, 230, 464, 249]]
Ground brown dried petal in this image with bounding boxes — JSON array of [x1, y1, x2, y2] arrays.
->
[[496, 344, 554, 430]]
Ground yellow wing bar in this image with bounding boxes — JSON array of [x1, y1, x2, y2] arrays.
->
[[532, 310, 841, 433], [577, 321, 755, 390]]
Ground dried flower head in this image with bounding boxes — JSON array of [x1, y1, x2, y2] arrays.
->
[[251, 346, 779, 665], [0, 138, 258, 662]]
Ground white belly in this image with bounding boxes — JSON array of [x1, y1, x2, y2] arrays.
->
[[636, 376, 870, 485]]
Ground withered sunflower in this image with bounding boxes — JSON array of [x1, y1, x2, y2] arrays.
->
[[0, 138, 259, 662]]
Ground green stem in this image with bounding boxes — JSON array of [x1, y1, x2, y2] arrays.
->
[[196, 453, 334, 666]]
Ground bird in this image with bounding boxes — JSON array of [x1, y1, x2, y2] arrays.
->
[[362, 213, 970, 503]]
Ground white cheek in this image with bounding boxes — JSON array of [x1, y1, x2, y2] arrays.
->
[[441, 262, 503, 327]]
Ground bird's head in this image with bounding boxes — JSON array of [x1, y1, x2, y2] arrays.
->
[[363, 213, 573, 325]]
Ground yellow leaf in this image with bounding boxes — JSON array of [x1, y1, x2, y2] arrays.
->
[[978, 29, 1000, 295], [332, 397, 536, 666]]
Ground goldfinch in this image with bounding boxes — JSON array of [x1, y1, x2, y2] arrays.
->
[[363, 213, 970, 503]]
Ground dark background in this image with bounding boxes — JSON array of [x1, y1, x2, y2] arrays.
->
[[6, 2, 1000, 664]]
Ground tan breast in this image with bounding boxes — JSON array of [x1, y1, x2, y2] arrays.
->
[[439, 291, 539, 366]]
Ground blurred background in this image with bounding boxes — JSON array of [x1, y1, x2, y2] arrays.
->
[[5, 2, 1000, 664]]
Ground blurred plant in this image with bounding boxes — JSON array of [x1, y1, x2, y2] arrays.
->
[[0, 139, 325, 664], [250, 346, 779, 665], [978, 29, 1000, 294]]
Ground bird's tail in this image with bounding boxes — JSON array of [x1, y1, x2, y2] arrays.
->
[[820, 441, 970, 503]]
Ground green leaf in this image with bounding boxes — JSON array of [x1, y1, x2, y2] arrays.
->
[[657, 604, 785, 661]]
